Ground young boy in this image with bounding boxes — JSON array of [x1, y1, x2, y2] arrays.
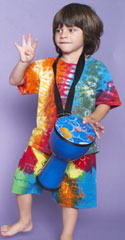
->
[[1, 3, 121, 240]]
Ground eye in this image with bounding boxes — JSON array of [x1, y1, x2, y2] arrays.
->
[[69, 28, 75, 32], [55, 28, 62, 33]]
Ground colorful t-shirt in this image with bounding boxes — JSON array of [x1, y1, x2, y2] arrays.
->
[[18, 57, 121, 154]]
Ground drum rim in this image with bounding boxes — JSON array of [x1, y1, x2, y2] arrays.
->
[[54, 126, 93, 147]]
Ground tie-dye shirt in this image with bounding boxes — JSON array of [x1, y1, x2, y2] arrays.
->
[[18, 57, 121, 154]]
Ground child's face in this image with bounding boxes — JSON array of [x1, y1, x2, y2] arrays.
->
[[55, 25, 84, 56]]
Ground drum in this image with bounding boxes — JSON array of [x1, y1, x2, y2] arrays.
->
[[36, 115, 96, 191]]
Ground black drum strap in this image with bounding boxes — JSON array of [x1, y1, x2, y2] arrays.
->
[[53, 51, 85, 117]]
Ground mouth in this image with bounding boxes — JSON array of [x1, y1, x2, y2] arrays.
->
[[59, 42, 71, 44]]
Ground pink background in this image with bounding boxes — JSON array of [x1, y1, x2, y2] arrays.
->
[[0, 0, 124, 239]]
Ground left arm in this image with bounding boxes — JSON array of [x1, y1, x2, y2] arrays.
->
[[83, 104, 111, 139]]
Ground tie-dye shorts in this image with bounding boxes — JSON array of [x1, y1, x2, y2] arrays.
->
[[12, 146, 97, 209]]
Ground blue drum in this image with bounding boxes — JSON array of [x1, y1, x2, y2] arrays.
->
[[37, 115, 96, 191]]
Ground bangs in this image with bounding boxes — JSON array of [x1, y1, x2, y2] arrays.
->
[[53, 4, 84, 32], [54, 14, 81, 30]]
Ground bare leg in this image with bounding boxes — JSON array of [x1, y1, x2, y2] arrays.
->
[[60, 207, 79, 240], [1, 194, 33, 237]]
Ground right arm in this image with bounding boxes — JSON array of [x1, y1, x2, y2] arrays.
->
[[9, 33, 38, 86]]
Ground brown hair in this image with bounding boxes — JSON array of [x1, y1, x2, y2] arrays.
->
[[53, 3, 103, 56]]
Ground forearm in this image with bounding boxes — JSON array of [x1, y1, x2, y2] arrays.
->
[[9, 60, 30, 86], [90, 104, 111, 122]]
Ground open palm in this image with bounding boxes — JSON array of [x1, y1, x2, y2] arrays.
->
[[14, 33, 38, 63]]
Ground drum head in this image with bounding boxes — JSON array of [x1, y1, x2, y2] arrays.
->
[[54, 115, 96, 146]]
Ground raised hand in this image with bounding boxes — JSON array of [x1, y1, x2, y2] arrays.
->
[[14, 33, 38, 64], [83, 116, 104, 139]]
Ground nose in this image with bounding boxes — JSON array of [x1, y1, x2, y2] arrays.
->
[[60, 29, 68, 38]]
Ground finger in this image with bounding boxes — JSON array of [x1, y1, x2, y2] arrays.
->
[[94, 125, 104, 133], [1, 225, 9, 231], [32, 39, 38, 49], [27, 32, 32, 46], [94, 121, 104, 129], [91, 127, 101, 139], [95, 124, 104, 132], [14, 42, 21, 51], [22, 34, 26, 46], [91, 123, 104, 133], [95, 130, 101, 139], [89, 120, 104, 131], [95, 126, 104, 134], [89, 123, 97, 132], [83, 117, 96, 131], [82, 117, 104, 135]]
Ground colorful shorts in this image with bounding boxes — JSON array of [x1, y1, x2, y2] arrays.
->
[[12, 146, 97, 209]]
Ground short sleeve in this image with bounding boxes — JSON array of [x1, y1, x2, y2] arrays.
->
[[18, 60, 41, 95], [95, 64, 121, 108]]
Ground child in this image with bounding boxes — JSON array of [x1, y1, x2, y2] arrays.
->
[[1, 3, 121, 240]]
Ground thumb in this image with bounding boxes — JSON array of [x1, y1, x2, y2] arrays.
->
[[82, 116, 88, 123], [14, 42, 21, 52]]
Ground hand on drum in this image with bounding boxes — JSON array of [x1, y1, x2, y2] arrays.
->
[[83, 116, 104, 139]]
